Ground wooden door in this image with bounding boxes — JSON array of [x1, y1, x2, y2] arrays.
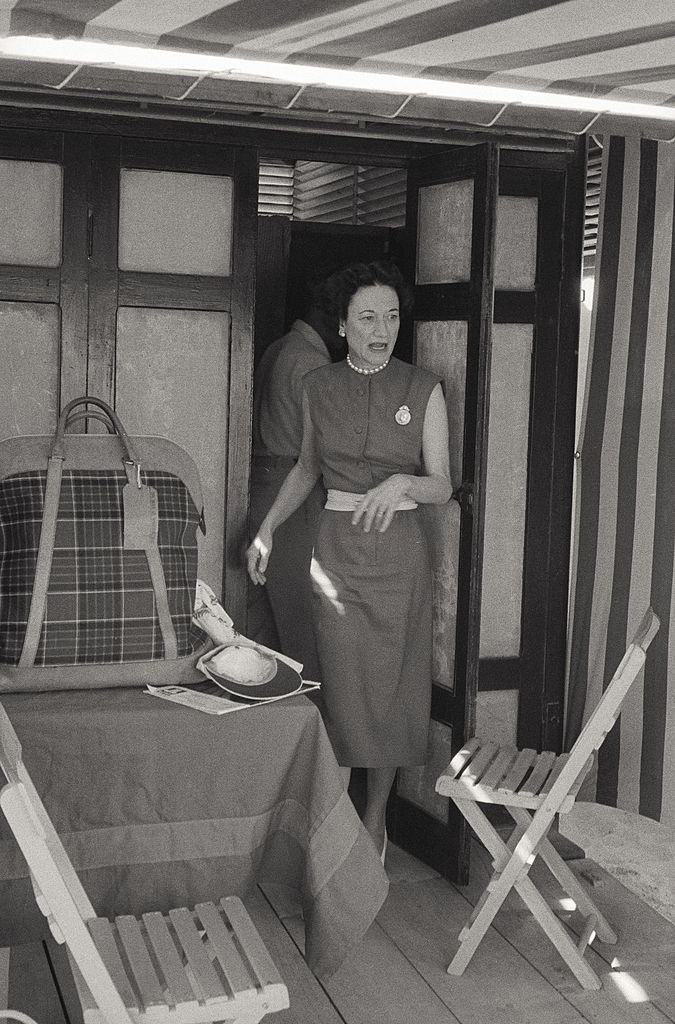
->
[[388, 143, 499, 884], [389, 144, 582, 883], [479, 153, 580, 753], [0, 129, 86, 438], [87, 136, 257, 613], [0, 130, 258, 621]]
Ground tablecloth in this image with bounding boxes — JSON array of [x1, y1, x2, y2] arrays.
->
[[0, 687, 389, 979]]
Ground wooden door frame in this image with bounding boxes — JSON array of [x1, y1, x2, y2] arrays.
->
[[495, 143, 585, 753], [470, 144, 585, 756], [532, 137, 586, 752]]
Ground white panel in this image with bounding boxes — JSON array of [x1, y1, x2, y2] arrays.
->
[[0, 160, 62, 267], [118, 169, 233, 275], [115, 307, 230, 593], [0, 302, 60, 438], [495, 196, 538, 290], [476, 690, 519, 747], [416, 179, 473, 284], [416, 320, 466, 483], [416, 321, 466, 691], [480, 324, 533, 658]]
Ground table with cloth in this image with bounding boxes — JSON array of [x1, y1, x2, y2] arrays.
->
[[0, 687, 389, 980]]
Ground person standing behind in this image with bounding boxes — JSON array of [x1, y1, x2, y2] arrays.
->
[[248, 282, 344, 680], [247, 260, 451, 861]]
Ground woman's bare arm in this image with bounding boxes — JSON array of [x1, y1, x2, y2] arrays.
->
[[247, 393, 322, 583]]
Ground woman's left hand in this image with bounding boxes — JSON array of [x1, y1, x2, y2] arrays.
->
[[352, 474, 410, 533]]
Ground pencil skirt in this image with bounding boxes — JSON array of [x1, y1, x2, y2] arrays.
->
[[310, 508, 432, 767]]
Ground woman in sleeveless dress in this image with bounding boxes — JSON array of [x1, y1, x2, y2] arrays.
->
[[247, 261, 452, 861]]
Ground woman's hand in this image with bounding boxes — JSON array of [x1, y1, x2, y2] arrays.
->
[[352, 474, 410, 533], [246, 524, 273, 585]]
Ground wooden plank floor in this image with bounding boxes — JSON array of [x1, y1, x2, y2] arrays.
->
[[5, 841, 675, 1024]]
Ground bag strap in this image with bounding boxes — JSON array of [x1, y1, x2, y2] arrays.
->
[[18, 455, 64, 667], [122, 462, 178, 661], [54, 397, 142, 468], [145, 549, 178, 660]]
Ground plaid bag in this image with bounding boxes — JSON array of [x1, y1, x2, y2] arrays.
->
[[0, 397, 210, 691]]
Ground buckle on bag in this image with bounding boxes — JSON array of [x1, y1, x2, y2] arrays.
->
[[125, 460, 142, 488]]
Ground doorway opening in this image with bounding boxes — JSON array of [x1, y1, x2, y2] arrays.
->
[[252, 144, 581, 881]]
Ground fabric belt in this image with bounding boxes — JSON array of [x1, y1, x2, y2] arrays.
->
[[325, 489, 418, 512]]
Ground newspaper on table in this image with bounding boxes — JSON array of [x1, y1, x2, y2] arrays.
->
[[144, 581, 319, 715], [144, 680, 320, 716]]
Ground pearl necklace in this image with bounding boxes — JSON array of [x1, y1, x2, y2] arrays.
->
[[346, 353, 390, 376]]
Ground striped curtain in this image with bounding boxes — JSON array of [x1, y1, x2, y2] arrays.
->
[[566, 136, 674, 825]]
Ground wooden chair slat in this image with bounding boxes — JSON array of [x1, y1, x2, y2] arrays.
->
[[445, 737, 481, 780], [195, 902, 257, 999], [461, 741, 499, 785], [115, 915, 165, 1010], [220, 897, 286, 990], [479, 746, 518, 791], [498, 748, 536, 794], [168, 906, 226, 1003], [142, 911, 200, 1007], [87, 918, 139, 1011], [518, 750, 556, 797], [540, 753, 570, 795]]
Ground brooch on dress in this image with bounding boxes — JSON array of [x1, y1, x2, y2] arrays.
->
[[395, 405, 411, 425]]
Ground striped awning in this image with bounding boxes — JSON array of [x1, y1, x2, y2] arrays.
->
[[0, 1, 673, 140]]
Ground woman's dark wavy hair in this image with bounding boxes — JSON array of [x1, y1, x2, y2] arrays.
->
[[313, 260, 413, 324]]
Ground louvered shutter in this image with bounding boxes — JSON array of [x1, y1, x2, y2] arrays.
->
[[584, 142, 602, 273], [357, 166, 407, 227], [292, 161, 407, 226], [293, 162, 357, 223], [258, 160, 294, 216]]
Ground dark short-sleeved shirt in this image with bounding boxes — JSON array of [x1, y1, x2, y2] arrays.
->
[[303, 357, 441, 493], [254, 320, 331, 458]]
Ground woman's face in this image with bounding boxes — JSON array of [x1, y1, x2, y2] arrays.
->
[[341, 284, 400, 370]]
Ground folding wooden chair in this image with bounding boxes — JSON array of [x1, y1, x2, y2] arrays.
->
[[436, 607, 659, 990], [0, 701, 289, 1024]]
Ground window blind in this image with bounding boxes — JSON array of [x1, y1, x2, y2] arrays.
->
[[258, 160, 294, 216], [584, 142, 602, 273]]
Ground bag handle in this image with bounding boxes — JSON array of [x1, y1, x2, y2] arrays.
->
[[53, 398, 142, 470], [65, 410, 115, 434]]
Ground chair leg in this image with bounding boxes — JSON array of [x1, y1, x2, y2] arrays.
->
[[447, 800, 523, 975], [509, 808, 617, 944], [449, 799, 603, 990], [512, 875, 602, 990]]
